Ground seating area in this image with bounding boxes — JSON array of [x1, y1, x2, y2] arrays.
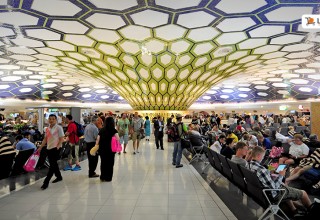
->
[[200, 146, 287, 219]]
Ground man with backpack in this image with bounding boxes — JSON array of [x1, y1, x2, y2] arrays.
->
[[63, 115, 81, 171], [172, 114, 187, 168]]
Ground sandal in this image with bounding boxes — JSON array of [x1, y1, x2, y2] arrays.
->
[[312, 181, 320, 189]]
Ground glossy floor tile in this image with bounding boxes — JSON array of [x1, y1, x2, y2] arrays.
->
[[0, 137, 236, 220]]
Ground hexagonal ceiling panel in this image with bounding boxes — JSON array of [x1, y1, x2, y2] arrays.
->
[[0, 0, 319, 110]]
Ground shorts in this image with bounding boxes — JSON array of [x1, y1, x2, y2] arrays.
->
[[131, 131, 140, 142], [120, 134, 129, 144], [281, 185, 303, 201], [68, 143, 79, 162]]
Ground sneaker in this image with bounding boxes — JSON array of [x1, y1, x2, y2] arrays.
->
[[72, 165, 81, 171], [172, 162, 176, 166], [176, 164, 183, 168], [133, 152, 136, 155], [63, 165, 72, 171]]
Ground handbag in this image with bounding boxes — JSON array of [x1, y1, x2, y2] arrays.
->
[[181, 138, 191, 149], [111, 136, 122, 153], [90, 144, 99, 156], [23, 151, 40, 172]]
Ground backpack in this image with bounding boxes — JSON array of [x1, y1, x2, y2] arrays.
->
[[74, 121, 84, 137], [168, 122, 183, 142]]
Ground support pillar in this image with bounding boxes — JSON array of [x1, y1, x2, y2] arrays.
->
[[38, 108, 44, 133], [70, 107, 81, 123], [310, 102, 320, 137]]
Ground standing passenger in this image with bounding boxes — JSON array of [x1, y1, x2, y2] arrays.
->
[[95, 117, 119, 182], [38, 114, 64, 190], [84, 116, 99, 178], [144, 116, 151, 141]]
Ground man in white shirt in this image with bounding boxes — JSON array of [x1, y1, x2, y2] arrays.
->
[[279, 134, 309, 165], [38, 114, 64, 190]]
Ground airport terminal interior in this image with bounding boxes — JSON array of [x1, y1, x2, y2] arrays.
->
[[1, 0, 320, 219]]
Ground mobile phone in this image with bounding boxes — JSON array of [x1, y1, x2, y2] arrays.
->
[[275, 164, 287, 173]]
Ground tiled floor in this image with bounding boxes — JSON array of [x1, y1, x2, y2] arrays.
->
[[0, 137, 237, 220]]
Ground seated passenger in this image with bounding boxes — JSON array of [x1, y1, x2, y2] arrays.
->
[[221, 138, 235, 159], [0, 134, 16, 155], [257, 134, 272, 150], [13, 135, 23, 148], [15, 132, 36, 152], [279, 134, 309, 165], [288, 126, 295, 138], [231, 141, 249, 166], [210, 134, 226, 153], [226, 130, 238, 143], [247, 147, 312, 214], [306, 134, 320, 154], [285, 148, 320, 184], [241, 133, 258, 147], [188, 124, 203, 146]]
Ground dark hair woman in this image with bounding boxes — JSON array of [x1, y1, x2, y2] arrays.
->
[[95, 117, 119, 182]]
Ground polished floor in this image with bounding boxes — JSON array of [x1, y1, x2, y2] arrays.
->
[[0, 137, 237, 220]]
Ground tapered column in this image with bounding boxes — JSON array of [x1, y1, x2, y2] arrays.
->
[[310, 102, 320, 137]]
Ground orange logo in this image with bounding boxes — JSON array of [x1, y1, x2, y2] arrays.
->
[[306, 17, 315, 26]]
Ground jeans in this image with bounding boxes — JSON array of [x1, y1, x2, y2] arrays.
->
[[172, 141, 182, 165]]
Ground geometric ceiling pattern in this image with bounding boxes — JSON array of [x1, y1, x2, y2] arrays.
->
[[0, 0, 319, 110]]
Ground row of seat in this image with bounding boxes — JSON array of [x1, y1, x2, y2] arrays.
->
[[202, 147, 290, 220], [0, 148, 35, 180]]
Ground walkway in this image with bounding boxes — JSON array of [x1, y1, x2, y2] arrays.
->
[[0, 138, 237, 220]]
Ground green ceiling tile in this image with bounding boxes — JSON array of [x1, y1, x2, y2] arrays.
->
[[111, 67, 129, 83], [92, 59, 110, 71], [159, 78, 169, 95], [139, 80, 150, 97], [148, 78, 158, 95], [168, 79, 179, 95], [191, 41, 216, 56], [165, 64, 179, 81], [136, 64, 151, 81], [175, 53, 194, 68], [188, 67, 204, 82], [123, 66, 139, 82], [157, 51, 175, 67], [137, 53, 156, 67], [151, 63, 164, 80], [169, 39, 193, 55], [192, 55, 210, 68], [96, 43, 121, 57], [104, 56, 123, 69], [177, 65, 192, 82], [66, 52, 89, 62], [120, 54, 138, 68], [130, 81, 142, 95]]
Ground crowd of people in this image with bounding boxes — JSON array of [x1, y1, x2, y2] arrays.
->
[[1, 110, 319, 217], [184, 113, 319, 217]]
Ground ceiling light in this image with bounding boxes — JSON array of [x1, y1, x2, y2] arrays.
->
[[101, 95, 109, 99], [220, 95, 229, 99], [19, 88, 32, 93], [299, 87, 312, 92], [202, 96, 211, 100]]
